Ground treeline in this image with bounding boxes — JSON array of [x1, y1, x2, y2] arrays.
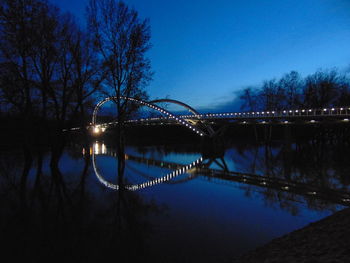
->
[[239, 69, 350, 111], [0, 0, 102, 131], [0, 0, 151, 137]]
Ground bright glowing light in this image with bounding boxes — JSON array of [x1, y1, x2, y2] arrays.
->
[[94, 127, 100, 133], [94, 143, 99, 154], [101, 143, 106, 154]]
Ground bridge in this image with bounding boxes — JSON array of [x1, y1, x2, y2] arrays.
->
[[90, 142, 350, 206], [63, 96, 350, 137]]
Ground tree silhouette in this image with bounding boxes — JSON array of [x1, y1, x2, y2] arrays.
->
[[87, 0, 152, 123]]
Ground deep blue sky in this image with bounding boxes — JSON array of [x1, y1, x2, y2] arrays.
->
[[51, 0, 350, 111]]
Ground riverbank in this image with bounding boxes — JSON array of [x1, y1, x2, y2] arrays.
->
[[233, 208, 350, 262]]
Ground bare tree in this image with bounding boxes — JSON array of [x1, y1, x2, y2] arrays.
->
[[0, 0, 41, 117], [259, 79, 285, 110], [278, 71, 303, 109], [0, 0, 101, 146], [87, 0, 152, 125], [303, 70, 341, 108], [239, 86, 258, 111]]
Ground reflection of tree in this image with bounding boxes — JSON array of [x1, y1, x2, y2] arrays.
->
[[0, 143, 163, 261], [128, 137, 349, 215], [229, 139, 350, 214]]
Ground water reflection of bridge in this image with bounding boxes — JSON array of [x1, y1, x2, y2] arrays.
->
[[91, 144, 350, 206]]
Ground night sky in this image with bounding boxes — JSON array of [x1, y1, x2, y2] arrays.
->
[[51, 0, 350, 111]]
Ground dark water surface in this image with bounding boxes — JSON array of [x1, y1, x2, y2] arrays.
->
[[1, 137, 349, 262]]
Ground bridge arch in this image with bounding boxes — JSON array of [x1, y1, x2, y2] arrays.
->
[[92, 96, 207, 136], [149, 98, 215, 136]]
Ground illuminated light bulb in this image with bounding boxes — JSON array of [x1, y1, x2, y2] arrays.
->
[[343, 118, 349, 122], [310, 120, 316, 123]]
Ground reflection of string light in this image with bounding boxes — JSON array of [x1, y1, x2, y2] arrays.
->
[[94, 143, 99, 154], [92, 146, 203, 191]]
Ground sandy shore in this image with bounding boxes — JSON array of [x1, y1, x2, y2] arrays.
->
[[233, 208, 350, 263]]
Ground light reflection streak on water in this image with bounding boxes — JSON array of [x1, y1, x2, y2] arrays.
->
[[91, 142, 203, 191]]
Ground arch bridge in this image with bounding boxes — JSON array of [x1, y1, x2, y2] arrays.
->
[[91, 96, 214, 137], [86, 97, 350, 138]]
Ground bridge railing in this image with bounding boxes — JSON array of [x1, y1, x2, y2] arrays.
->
[[117, 106, 350, 124], [179, 107, 350, 119], [75, 106, 350, 134]]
